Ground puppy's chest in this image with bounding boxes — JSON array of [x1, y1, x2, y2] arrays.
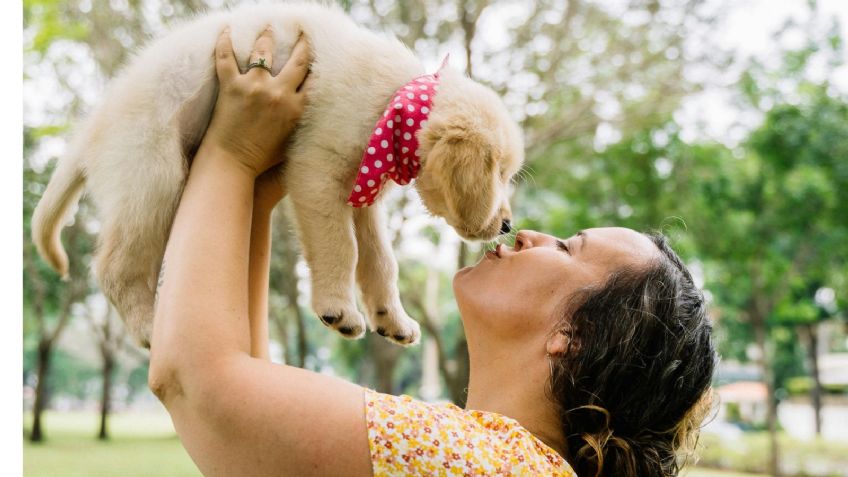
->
[[284, 129, 366, 198], [290, 98, 393, 188]]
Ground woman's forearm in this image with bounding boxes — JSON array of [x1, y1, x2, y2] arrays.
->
[[149, 140, 256, 395], [148, 25, 310, 406], [247, 204, 274, 360]]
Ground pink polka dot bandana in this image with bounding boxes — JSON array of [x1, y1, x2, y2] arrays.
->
[[347, 56, 449, 207]]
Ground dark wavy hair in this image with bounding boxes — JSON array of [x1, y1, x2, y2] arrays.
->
[[547, 232, 717, 477]]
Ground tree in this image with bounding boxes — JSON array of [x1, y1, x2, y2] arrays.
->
[[685, 84, 848, 474], [774, 283, 840, 436], [84, 300, 127, 440], [268, 202, 308, 366], [23, 136, 96, 442], [750, 90, 848, 439], [23, 0, 217, 439]]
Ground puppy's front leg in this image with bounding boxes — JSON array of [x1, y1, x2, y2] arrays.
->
[[353, 203, 420, 345], [289, 182, 365, 339]]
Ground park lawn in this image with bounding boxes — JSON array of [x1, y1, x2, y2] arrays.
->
[[23, 411, 768, 477], [24, 410, 201, 477], [696, 431, 848, 475]]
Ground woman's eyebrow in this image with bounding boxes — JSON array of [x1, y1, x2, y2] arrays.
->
[[577, 230, 587, 251]]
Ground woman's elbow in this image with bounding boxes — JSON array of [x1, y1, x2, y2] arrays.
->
[[148, 353, 183, 404], [147, 333, 241, 407], [147, 315, 185, 404], [147, 309, 248, 406]]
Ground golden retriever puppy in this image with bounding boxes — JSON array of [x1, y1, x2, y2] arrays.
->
[[31, 1, 524, 348]]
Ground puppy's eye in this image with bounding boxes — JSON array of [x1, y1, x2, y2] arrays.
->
[[556, 240, 570, 255]]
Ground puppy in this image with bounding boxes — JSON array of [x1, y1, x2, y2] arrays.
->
[[31, 1, 524, 348]]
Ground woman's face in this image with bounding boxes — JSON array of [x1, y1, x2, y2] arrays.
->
[[453, 227, 659, 342]]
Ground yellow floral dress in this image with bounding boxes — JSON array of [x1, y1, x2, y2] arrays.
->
[[364, 388, 577, 476]]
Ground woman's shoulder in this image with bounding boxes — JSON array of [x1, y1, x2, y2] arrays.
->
[[363, 388, 576, 476]]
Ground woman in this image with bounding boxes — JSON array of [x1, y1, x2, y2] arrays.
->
[[149, 26, 717, 477]]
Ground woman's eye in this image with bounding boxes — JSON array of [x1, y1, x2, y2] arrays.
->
[[556, 240, 570, 255]]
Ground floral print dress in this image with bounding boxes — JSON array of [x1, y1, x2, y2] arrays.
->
[[364, 388, 577, 476]]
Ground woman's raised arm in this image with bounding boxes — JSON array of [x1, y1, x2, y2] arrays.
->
[[147, 27, 372, 477]]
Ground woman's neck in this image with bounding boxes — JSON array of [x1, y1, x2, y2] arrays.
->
[[464, 337, 567, 456]]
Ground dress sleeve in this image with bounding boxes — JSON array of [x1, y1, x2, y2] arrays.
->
[[364, 387, 464, 475], [362, 388, 577, 476]]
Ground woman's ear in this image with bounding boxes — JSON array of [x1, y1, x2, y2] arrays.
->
[[546, 329, 572, 356]]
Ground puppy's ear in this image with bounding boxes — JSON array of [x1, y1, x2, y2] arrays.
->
[[424, 124, 498, 233]]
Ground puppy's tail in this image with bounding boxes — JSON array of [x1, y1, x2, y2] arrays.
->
[[31, 150, 86, 281]]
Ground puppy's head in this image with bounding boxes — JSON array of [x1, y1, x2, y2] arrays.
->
[[415, 68, 524, 241]]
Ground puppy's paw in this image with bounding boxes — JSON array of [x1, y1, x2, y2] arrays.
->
[[314, 295, 366, 340], [372, 306, 421, 346]]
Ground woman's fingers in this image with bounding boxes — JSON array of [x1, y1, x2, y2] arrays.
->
[[215, 27, 239, 83], [277, 35, 312, 91], [248, 26, 275, 77]]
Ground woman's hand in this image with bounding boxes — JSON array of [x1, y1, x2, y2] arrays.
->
[[200, 26, 312, 178]]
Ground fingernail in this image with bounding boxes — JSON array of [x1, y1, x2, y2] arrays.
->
[[223, 26, 230, 34]]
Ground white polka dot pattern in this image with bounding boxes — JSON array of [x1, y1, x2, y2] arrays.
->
[[347, 56, 449, 207]]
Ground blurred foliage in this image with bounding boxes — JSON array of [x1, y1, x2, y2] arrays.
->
[[23, 347, 100, 400], [785, 376, 848, 396], [23, 0, 89, 57]]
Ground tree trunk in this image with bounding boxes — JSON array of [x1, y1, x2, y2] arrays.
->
[[447, 337, 471, 407], [453, 243, 472, 406], [30, 340, 52, 443], [370, 334, 401, 393], [295, 307, 307, 368], [270, 205, 307, 367], [270, 289, 307, 367], [98, 349, 115, 440], [801, 323, 822, 436], [285, 284, 307, 368], [272, 305, 292, 365], [27, 298, 77, 443], [406, 266, 470, 406], [752, 309, 780, 476]]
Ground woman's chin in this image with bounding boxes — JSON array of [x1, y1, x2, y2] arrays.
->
[[452, 257, 491, 293], [453, 265, 474, 285], [452, 264, 476, 294], [454, 255, 488, 277]]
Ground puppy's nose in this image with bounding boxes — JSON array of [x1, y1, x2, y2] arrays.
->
[[500, 219, 511, 235]]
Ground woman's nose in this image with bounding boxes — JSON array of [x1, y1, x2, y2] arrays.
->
[[514, 230, 535, 251]]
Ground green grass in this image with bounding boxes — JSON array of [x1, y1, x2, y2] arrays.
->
[[696, 431, 848, 475], [24, 411, 201, 477]]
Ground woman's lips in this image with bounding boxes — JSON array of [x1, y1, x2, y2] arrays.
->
[[485, 243, 503, 260]]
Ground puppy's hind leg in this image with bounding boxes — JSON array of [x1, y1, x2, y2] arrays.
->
[[95, 217, 161, 348], [353, 203, 420, 346], [91, 144, 186, 349]]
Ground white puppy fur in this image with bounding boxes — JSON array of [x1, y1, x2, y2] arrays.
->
[[31, 1, 524, 348]]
